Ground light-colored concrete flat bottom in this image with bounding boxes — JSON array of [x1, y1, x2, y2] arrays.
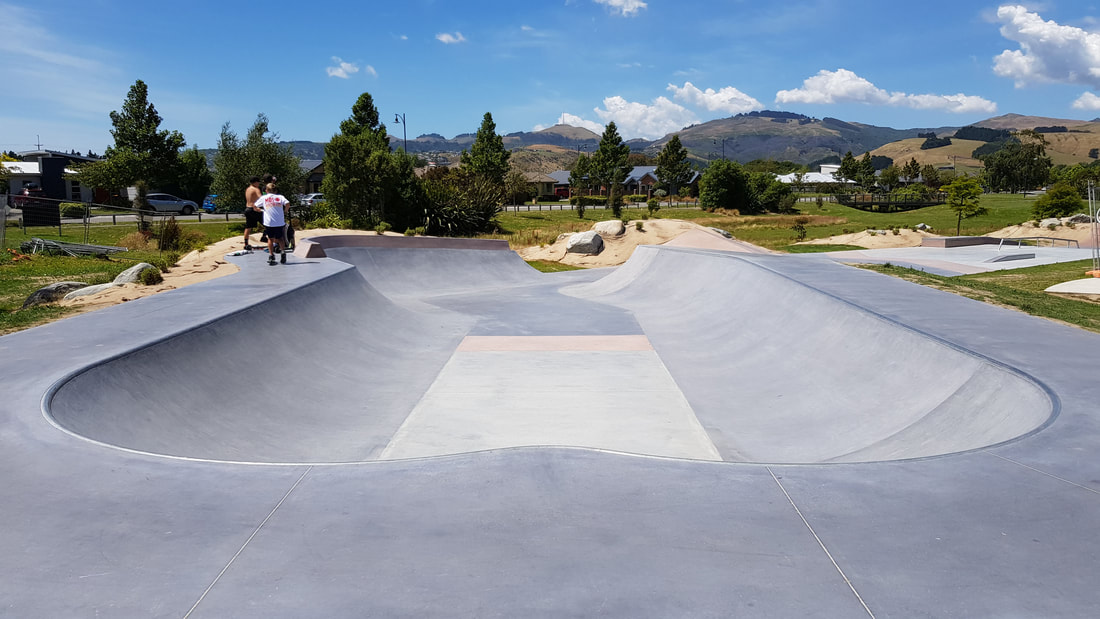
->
[[381, 341, 721, 461]]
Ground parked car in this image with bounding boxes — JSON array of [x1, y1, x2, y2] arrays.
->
[[300, 192, 324, 206], [145, 193, 199, 215], [202, 195, 218, 213]]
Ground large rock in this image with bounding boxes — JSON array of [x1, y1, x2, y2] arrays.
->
[[63, 283, 119, 300], [113, 262, 158, 284], [22, 281, 89, 308], [1066, 213, 1093, 224], [593, 219, 625, 237], [566, 231, 604, 255]]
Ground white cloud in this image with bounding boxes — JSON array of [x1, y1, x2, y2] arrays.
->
[[326, 57, 359, 79], [993, 5, 1100, 89], [521, 25, 534, 32], [593, 96, 699, 139], [1073, 91, 1100, 110], [594, 0, 647, 17], [667, 82, 763, 114], [365, 65, 378, 77], [436, 32, 467, 44], [400, 34, 408, 40], [534, 113, 605, 133], [775, 68, 997, 114]]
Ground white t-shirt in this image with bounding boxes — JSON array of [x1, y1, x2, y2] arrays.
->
[[256, 193, 288, 227]]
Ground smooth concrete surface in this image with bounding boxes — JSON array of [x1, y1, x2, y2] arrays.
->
[[2, 237, 1100, 616], [822, 243, 1095, 275]]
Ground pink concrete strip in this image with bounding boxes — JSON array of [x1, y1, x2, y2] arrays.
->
[[457, 335, 653, 352]]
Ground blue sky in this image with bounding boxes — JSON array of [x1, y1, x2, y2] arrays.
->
[[5, 1, 1100, 154]]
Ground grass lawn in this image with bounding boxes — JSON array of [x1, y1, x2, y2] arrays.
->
[[860, 259, 1100, 333], [1, 220, 242, 334]]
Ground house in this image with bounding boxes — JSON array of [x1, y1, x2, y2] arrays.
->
[[774, 164, 855, 189], [522, 171, 556, 197], [3, 150, 99, 202], [300, 159, 324, 193], [547, 166, 700, 197]]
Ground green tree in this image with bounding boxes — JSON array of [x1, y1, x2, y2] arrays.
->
[[321, 93, 400, 227], [211, 114, 305, 212], [920, 164, 942, 189], [1032, 181, 1084, 219], [589, 121, 631, 218], [176, 147, 213, 205], [878, 164, 901, 192], [504, 169, 533, 205], [460, 112, 510, 187], [569, 154, 592, 218], [655, 135, 693, 201], [836, 151, 859, 183], [856, 152, 876, 189], [903, 157, 922, 185], [78, 79, 186, 196], [699, 159, 751, 212], [979, 129, 1052, 193], [942, 175, 987, 235]]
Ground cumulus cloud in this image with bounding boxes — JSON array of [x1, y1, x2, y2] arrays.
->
[[594, 0, 647, 17], [593, 96, 699, 140], [775, 68, 997, 114], [436, 32, 467, 44], [534, 113, 605, 133], [1073, 91, 1100, 110], [993, 5, 1100, 90], [667, 82, 763, 114], [326, 57, 359, 79]]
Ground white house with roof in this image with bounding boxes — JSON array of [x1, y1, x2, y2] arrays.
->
[[4, 150, 98, 202], [775, 164, 854, 187]]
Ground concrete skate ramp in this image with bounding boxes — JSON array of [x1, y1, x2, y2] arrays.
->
[[47, 243, 1053, 464], [563, 246, 1054, 462], [324, 245, 540, 298], [47, 265, 474, 463]]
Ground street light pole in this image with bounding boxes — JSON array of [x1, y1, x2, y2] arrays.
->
[[394, 113, 407, 153], [712, 137, 730, 160]]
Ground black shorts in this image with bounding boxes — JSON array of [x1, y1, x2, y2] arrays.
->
[[245, 210, 262, 227], [265, 226, 286, 242]]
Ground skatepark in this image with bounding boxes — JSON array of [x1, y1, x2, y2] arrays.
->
[[3, 233, 1100, 617]]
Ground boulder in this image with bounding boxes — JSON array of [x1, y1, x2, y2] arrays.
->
[[1066, 213, 1093, 224], [593, 219, 625, 237], [113, 262, 158, 284], [63, 283, 119, 300], [566, 231, 604, 255], [709, 227, 733, 239], [22, 281, 89, 308], [1039, 218, 1062, 228], [915, 223, 932, 231]]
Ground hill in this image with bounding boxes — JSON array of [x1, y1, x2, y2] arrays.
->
[[870, 115, 1100, 169], [643, 111, 956, 166]]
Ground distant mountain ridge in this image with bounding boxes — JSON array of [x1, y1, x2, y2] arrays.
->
[[206, 111, 1100, 169]]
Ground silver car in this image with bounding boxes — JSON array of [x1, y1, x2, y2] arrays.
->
[[300, 193, 324, 206], [146, 193, 199, 215]]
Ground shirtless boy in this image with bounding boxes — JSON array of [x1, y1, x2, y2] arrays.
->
[[243, 176, 263, 250]]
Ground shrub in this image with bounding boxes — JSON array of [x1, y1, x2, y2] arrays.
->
[[647, 198, 660, 214], [60, 203, 86, 218], [624, 194, 647, 203], [635, 221, 644, 231], [138, 267, 164, 285], [576, 202, 586, 219], [155, 217, 183, 251], [1032, 181, 1084, 219], [149, 251, 181, 272], [570, 195, 608, 207], [404, 228, 416, 236], [178, 228, 207, 252], [375, 221, 392, 234], [118, 232, 156, 250], [791, 217, 809, 241]]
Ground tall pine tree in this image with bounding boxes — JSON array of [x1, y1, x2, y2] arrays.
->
[[590, 121, 631, 217], [460, 112, 510, 187]]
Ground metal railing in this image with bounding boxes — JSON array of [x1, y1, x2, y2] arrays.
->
[[997, 236, 1080, 249]]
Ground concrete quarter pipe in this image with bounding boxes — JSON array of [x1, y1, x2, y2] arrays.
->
[[1, 236, 1098, 617]]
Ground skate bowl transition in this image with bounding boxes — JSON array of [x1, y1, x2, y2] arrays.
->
[[45, 238, 1054, 465]]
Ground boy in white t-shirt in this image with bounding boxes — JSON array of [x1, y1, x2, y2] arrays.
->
[[256, 183, 290, 264]]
